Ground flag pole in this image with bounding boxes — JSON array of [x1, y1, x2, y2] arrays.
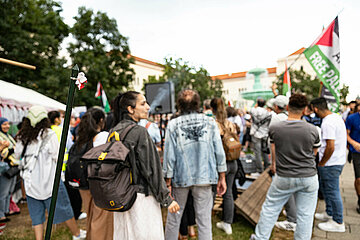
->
[[44, 64, 79, 240]]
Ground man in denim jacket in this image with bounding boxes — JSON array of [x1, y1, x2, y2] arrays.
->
[[164, 90, 227, 240]]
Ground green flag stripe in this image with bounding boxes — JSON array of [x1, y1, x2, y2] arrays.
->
[[304, 45, 340, 112]]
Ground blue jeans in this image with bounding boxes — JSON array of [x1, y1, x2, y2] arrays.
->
[[318, 165, 344, 224], [27, 181, 74, 226], [255, 175, 318, 240], [0, 174, 17, 218]]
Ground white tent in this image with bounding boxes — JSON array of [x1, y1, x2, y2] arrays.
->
[[0, 80, 66, 123]]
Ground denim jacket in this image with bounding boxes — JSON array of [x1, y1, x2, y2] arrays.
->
[[163, 113, 227, 187]]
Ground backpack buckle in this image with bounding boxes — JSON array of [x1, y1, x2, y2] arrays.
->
[[98, 152, 107, 160]]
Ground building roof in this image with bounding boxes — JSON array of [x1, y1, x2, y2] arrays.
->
[[288, 47, 306, 56], [211, 67, 277, 80], [131, 55, 164, 68]]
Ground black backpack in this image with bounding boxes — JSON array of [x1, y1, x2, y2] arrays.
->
[[81, 124, 137, 212], [65, 141, 93, 189]]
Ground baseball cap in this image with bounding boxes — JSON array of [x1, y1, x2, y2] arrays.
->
[[27, 106, 48, 127], [274, 95, 289, 108], [266, 98, 276, 109]]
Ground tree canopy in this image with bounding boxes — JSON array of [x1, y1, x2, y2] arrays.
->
[[68, 7, 134, 107], [143, 57, 223, 103], [0, 0, 70, 103], [275, 68, 349, 103], [0, 1, 134, 107]]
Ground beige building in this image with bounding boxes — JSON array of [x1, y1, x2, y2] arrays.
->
[[212, 48, 313, 109], [130, 55, 164, 93], [276, 48, 316, 77]]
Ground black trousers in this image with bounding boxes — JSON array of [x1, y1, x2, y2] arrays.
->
[[64, 181, 82, 219]]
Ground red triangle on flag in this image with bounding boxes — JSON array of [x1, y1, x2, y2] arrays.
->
[[314, 19, 335, 47]]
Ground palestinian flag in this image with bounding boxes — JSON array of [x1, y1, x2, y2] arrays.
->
[[95, 82, 110, 113], [282, 62, 291, 97], [304, 17, 340, 112]]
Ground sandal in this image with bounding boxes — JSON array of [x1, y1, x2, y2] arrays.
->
[[5, 211, 20, 217], [0, 218, 10, 223]]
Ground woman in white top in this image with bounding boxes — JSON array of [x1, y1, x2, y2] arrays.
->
[[15, 106, 85, 240]]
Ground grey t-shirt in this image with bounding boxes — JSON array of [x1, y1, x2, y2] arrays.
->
[[269, 120, 321, 178]]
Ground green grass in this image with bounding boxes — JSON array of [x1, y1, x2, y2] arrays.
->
[[212, 212, 254, 240], [1, 200, 257, 240]]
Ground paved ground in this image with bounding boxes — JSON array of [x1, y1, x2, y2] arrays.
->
[[312, 161, 360, 239]]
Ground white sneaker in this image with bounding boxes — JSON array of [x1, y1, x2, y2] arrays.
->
[[318, 219, 345, 232], [282, 209, 287, 217], [216, 221, 232, 235], [73, 229, 87, 240], [315, 212, 332, 221], [78, 212, 87, 220], [250, 172, 261, 178], [249, 233, 256, 240], [275, 220, 296, 231]]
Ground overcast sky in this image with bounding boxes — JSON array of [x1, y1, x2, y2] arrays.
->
[[60, 0, 360, 100]]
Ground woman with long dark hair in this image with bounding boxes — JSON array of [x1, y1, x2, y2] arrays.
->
[[75, 107, 114, 240], [111, 91, 179, 240], [210, 98, 238, 235], [15, 106, 85, 240]]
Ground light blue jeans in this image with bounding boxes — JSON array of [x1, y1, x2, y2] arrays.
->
[[165, 186, 213, 240], [255, 174, 318, 240]]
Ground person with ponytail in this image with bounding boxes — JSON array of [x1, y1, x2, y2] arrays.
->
[[74, 107, 113, 240], [210, 98, 238, 235], [111, 91, 179, 240], [15, 106, 85, 240]]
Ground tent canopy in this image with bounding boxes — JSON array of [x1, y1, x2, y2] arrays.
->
[[0, 80, 66, 123], [0, 80, 66, 110]]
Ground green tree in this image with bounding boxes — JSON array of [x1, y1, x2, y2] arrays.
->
[[275, 68, 321, 100], [339, 83, 349, 105], [0, 0, 70, 103], [68, 7, 134, 107], [143, 57, 222, 102], [275, 68, 349, 104]]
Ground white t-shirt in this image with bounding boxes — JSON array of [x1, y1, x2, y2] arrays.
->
[[93, 131, 109, 147], [227, 115, 244, 133], [319, 113, 347, 166]]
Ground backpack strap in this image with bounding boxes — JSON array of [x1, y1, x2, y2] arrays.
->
[[119, 124, 137, 142], [145, 121, 152, 129]]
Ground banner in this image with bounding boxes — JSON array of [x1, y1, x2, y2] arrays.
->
[[304, 17, 340, 112]]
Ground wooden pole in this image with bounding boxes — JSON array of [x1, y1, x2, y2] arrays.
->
[[0, 58, 36, 70], [44, 64, 78, 240]]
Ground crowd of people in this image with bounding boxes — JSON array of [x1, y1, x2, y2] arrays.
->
[[0, 89, 359, 240]]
